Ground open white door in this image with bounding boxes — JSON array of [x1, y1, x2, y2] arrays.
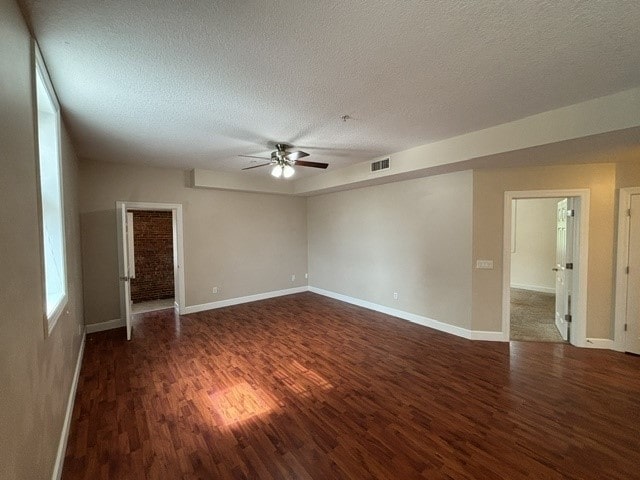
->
[[624, 194, 640, 354], [116, 202, 133, 340], [554, 199, 570, 341]]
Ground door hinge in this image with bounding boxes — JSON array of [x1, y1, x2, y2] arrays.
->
[[566, 209, 575, 217], [627, 209, 632, 217], [564, 314, 572, 323], [624, 324, 628, 332], [565, 262, 573, 270], [627, 266, 630, 274]]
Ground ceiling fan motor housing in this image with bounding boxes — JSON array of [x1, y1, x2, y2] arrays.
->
[[271, 151, 290, 165], [240, 143, 327, 171]]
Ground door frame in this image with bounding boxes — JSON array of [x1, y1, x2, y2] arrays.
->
[[502, 189, 590, 346], [555, 197, 570, 341], [116, 201, 186, 327], [614, 187, 640, 352]]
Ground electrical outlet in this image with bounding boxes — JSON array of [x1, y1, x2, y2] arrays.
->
[[291, 274, 296, 282], [393, 292, 398, 300], [212, 286, 218, 294]]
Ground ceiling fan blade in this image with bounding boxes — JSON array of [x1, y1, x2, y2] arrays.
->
[[241, 162, 272, 170], [294, 160, 329, 169], [239, 154, 271, 160], [284, 150, 309, 161]]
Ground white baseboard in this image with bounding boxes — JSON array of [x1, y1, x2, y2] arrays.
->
[[52, 329, 85, 480], [309, 286, 506, 342], [466, 329, 508, 342], [612, 339, 626, 352], [510, 283, 556, 294], [183, 286, 309, 315], [85, 318, 124, 333], [84, 288, 309, 332], [582, 338, 615, 349]]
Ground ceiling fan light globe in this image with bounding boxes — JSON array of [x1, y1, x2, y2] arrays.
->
[[271, 164, 283, 178], [283, 165, 295, 178]]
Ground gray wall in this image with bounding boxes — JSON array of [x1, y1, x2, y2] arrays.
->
[[79, 159, 308, 324], [0, 0, 85, 478], [307, 170, 473, 329]]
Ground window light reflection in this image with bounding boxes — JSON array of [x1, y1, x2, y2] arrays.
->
[[210, 382, 272, 426]]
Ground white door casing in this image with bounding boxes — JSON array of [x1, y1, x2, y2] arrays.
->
[[126, 211, 136, 280], [116, 202, 133, 340], [554, 199, 570, 341], [625, 194, 640, 354], [502, 189, 589, 346], [115, 201, 186, 341], [616, 191, 640, 354], [565, 198, 576, 340]]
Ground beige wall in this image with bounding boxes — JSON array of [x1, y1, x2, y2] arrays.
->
[[308, 170, 473, 329], [616, 159, 640, 189], [79, 159, 308, 324], [0, 1, 84, 478], [473, 163, 619, 337], [510, 198, 561, 292]]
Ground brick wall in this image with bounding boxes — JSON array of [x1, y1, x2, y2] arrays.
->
[[130, 210, 175, 303]]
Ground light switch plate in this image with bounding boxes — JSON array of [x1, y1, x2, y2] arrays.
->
[[476, 259, 494, 269]]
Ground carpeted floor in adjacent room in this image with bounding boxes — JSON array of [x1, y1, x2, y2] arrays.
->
[[510, 288, 565, 342]]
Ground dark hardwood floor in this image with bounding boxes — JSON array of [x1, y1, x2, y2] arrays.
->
[[63, 292, 640, 479]]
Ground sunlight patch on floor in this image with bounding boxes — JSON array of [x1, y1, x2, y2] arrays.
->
[[273, 360, 333, 397], [210, 362, 333, 425], [210, 382, 272, 426]]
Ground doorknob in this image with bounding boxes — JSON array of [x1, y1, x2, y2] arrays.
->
[[119, 276, 129, 281], [552, 267, 559, 272]]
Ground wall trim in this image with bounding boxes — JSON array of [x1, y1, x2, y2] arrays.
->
[[614, 187, 640, 352], [309, 286, 506, 342], [582, 338, 615, 349], [52, 330, 85, 480], [510, 283, 555, 294], [85, 287, 310, 331], [85, 318, 124, 333], [183, 286, 309, 315]]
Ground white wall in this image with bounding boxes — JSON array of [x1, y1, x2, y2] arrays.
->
[[307, 170, 473, 329], [510, 198, 561, 293]]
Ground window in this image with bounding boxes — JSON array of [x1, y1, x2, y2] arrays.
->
[[35, 46, 67, 333]]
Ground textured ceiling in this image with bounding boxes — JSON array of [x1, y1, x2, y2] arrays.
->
[[21, 0, 640, 177]]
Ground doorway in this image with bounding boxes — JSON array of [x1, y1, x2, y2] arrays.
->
[[509, 198, 566, 342], [615, 187, 640, 354], [502, 190, 590, 347], [128, 210, 175, 314], [116, 201, 185, 340]]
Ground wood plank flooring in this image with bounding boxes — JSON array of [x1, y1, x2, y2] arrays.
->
[[63, 292, 640, 479]]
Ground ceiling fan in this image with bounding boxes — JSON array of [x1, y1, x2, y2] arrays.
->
[[240, 143, 329, 178]]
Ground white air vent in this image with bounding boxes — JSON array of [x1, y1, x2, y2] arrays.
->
[[371, 158, 390, 172]]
